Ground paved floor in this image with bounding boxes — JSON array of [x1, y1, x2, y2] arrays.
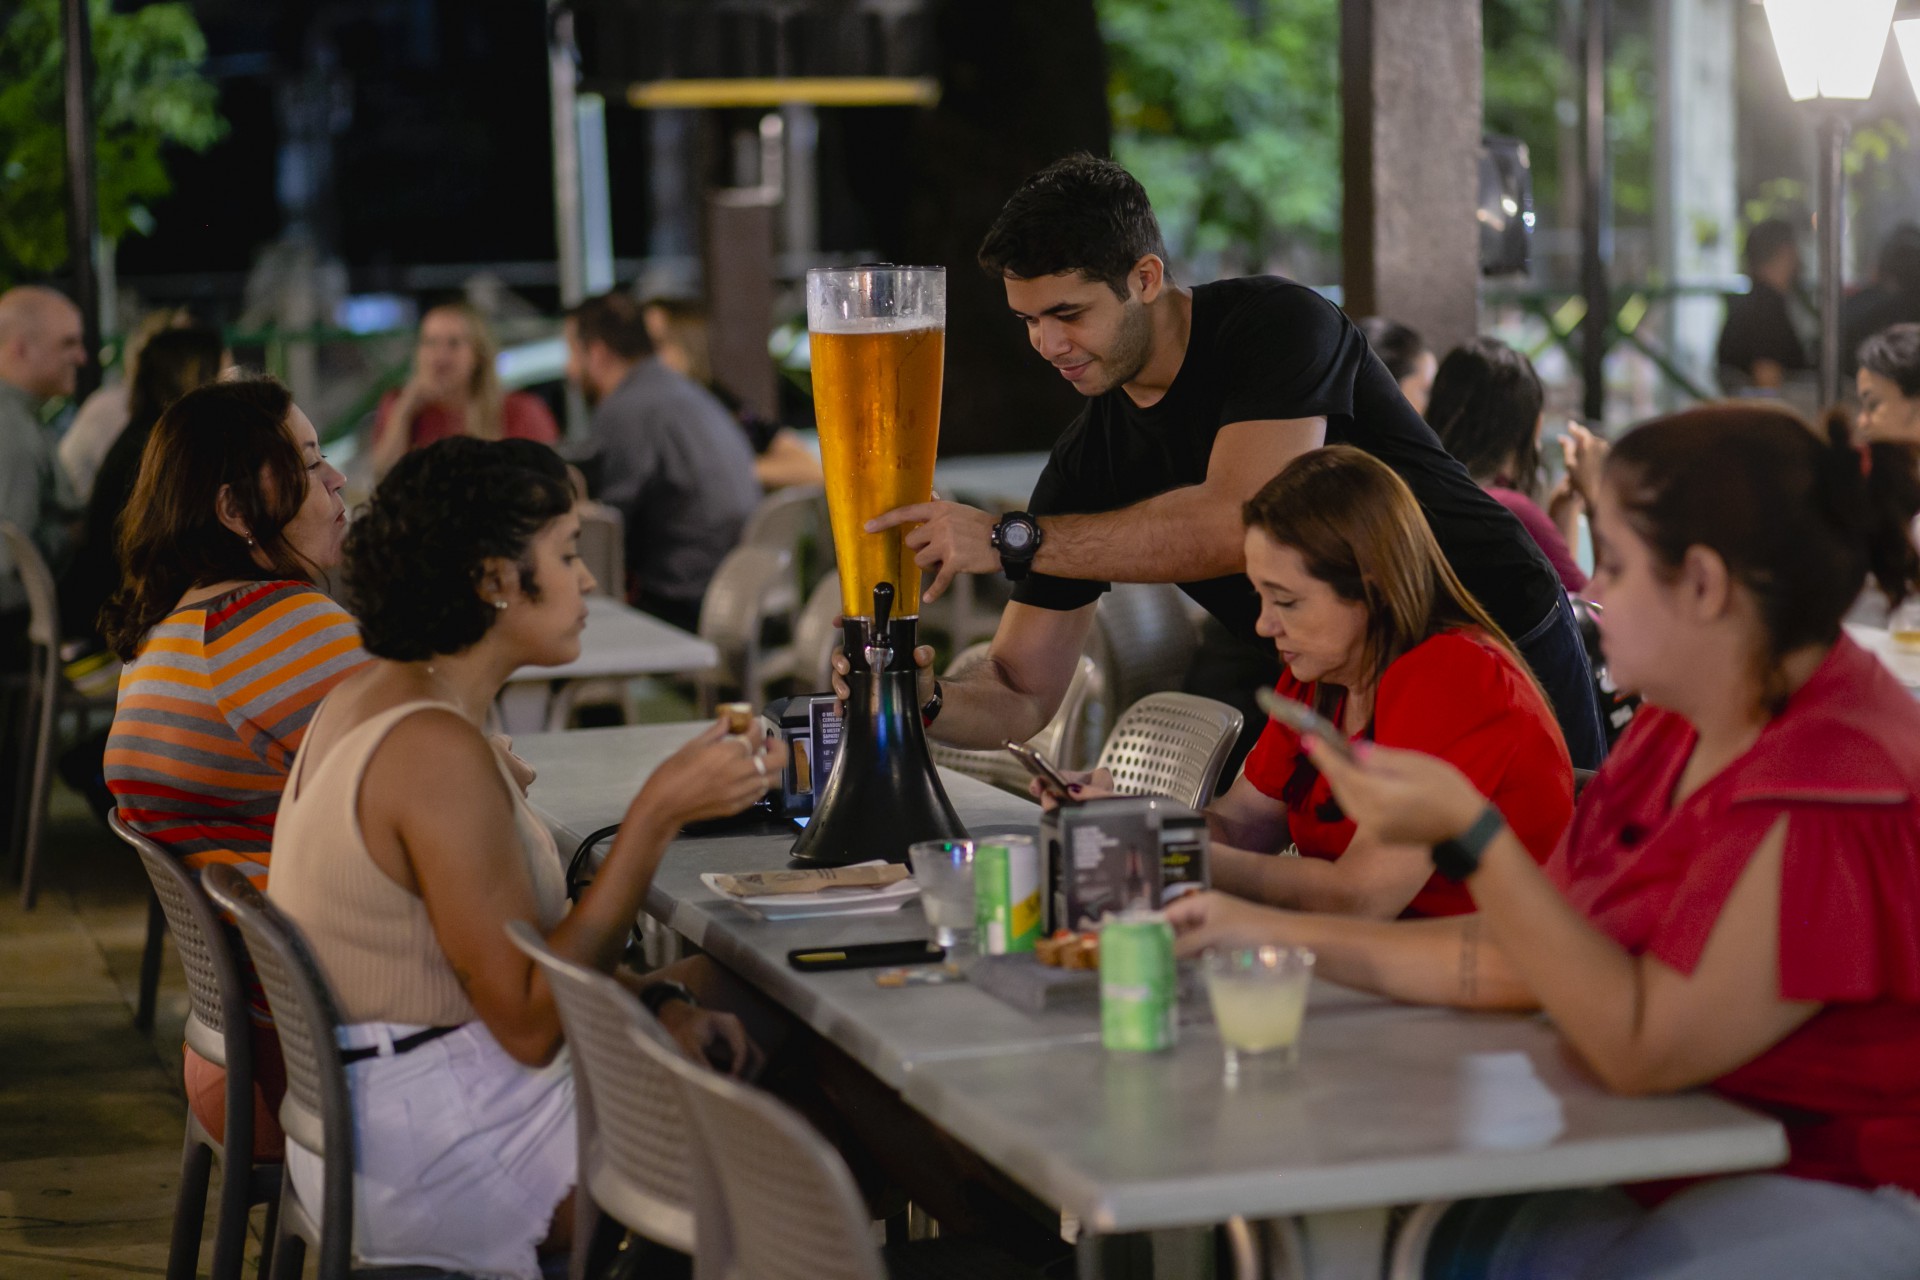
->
[[1, 780, 267, 1279]]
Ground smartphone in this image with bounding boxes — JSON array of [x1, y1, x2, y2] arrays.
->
[[1004, 740, 1076, 802], [1255, 687, 1358, 765], [787, 940, 947, 972]]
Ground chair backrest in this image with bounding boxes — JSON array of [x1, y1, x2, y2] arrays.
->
[[504, 921, 695, 1252], [697, 544, 795, 709], [1097, 691, 1245, 810], [928, 647, 1102, 793], [787, 571, 844, 694], [576, 502, 626, 599], [740, 485, 827, 556], [202, 863, 355, 1279], [644, 1025, 886, 1280], [0, 520, 59, 647], [110, 813, 250, 1074], [1090, 583, 1198, 718]]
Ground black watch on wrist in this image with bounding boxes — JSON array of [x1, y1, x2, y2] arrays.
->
[[990, 511, 1044, 581], [638, 979, 697, 1018], [1431, 804, 1507, 883]]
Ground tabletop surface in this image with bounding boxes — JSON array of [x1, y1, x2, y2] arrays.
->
[[1846, 623, 1920, 693], [507, 595, 717, 683], [515, 723, 1787, 1231]]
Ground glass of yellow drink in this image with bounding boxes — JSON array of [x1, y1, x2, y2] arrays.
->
[[1203, 945, 1316, 1079], [805, 266, 946, 620]]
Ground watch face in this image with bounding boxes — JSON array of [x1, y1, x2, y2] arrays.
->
[[1002, 521, 1033, 552]]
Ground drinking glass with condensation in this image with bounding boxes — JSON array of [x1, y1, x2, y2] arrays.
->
[[1203, 945, 1315, 1079], [1892, 596, 1920, 653], [908, 839, 976, 953]]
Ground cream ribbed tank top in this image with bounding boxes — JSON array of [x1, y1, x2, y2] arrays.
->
[[268, 699, 569, 1026]]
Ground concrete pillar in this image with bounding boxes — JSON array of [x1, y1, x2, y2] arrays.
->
[[1340, 0, 1483, 357], [703, 191, 779, 422], [1653, 0, 1739, 401]]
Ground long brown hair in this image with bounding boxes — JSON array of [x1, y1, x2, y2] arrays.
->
[[423, 302, 505, 440], [1242, 445, 1543, 713], [101, 378, 317, 660]]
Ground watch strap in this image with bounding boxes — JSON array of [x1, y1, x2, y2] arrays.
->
[[638, 979, 697, 1017], [921, 679, 944, 726], [1431, 804, 1506, 883]]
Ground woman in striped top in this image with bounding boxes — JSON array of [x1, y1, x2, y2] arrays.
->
[[101, 376, 361, 1154]]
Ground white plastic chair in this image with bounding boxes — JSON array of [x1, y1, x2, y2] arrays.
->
[[1089, 582, 1200, 725], [780, 571, 845, 696], [696, 544, 796, 712], [505, 921, 695, 1274], [928, 645, 1102, 795], [1096, 691, 1244, 809], [575, 501, 626, 599]]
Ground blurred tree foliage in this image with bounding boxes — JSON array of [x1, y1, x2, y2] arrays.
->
[[1101, 0, 1657, 277], [1099, 0, 1341, 277], [0, 0, 223, 288]]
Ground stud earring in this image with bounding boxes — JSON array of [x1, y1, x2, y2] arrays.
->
[[493, 600, 508, 611]]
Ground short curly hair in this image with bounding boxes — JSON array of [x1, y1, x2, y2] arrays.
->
[[345, 436, 575, 661]]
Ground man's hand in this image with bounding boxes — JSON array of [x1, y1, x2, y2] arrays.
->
[[865, 501, 1001, 603], [655, 999, 763, 1078], [829, 642, 935, 708]]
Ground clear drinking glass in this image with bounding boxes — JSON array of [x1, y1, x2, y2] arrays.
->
[[1203, 945, 1316, 1080], [908, 839, 976, 952], [1891, 595, 1920, 653]]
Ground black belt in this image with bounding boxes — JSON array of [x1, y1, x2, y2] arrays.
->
[[339, 1024, 461, 1065]]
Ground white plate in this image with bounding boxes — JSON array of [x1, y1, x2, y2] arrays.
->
[[698, 866, 921, 921]]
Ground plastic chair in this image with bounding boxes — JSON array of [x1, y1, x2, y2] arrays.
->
[[696, 544, 796, 713], [641, 1023, 1043, 1280], [2, 520, 117, 911], [575, 502, 625, 600], [740, 484, 833, 587], [928, 646, 1102, 794], [781, 571, 844, 696], [504, 921, 694, 1278], [114, 814, 282, 1280], [1096, 691, 1244, 810], [1088, 583, 1199, 724]]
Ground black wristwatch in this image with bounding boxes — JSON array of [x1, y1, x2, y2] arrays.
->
[[990, 511, 1044, 581], [638, 979, 698, 1018], [1431, 804, 1506, 882]]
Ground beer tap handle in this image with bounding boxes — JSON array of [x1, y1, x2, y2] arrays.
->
[[864, 583, 896, 670]]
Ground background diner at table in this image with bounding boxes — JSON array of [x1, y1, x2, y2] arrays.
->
[[1167, 404, 1920, 1277]]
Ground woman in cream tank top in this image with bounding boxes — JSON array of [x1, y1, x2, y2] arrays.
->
[[268, 439, 775, 1279]]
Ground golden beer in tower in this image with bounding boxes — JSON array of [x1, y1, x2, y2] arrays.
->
[[810, 325, 946, 618]]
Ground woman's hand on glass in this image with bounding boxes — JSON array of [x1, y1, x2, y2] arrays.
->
[[1301, 739, 1487, 847], [1164, 890, 1293, 957], [635, 718, 776, 828], [1031, 765, 1114, 811]]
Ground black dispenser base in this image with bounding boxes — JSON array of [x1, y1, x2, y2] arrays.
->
[[790, 589, 966, 866]]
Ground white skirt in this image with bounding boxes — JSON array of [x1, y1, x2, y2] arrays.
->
[[285, 1020, 576, 1280]]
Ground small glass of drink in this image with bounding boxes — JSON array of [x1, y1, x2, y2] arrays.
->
[[908, 839, 976, 954], [1203, 945, 1315, 1080]]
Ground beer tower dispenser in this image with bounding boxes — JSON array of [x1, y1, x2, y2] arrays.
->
[[791, 265, 967, 866]]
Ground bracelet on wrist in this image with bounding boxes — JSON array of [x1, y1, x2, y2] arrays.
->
[[921, 679, 944, 727], [638, 979, 697, 1017], [1430, 803, 1506, 883]]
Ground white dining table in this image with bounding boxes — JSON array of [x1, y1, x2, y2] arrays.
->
[[514, 724, 1787, 1279], [496, 595, 718, 734], [1845, 622, 1920, 694]]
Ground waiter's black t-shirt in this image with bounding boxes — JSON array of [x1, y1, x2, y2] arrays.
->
[[1013, 276, 1562, 642]]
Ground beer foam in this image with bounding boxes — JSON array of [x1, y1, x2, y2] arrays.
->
[[807, 315, 945, 336]]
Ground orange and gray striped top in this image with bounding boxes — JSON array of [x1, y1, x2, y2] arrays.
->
[[106, 581, 369, 889]]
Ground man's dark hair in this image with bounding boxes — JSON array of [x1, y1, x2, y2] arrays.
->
[[566, 291, 654, 361], [977, 154, 1169, 299], [345, 436, 575, 661], [1744, 219, 1798, 275], [1860, 322, 1920, 398]]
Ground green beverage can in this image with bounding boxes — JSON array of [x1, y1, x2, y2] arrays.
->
[[975, 836, 1042, 954], [1099, 911, 1177, 1052]]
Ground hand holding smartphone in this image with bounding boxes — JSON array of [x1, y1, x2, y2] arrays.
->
[[1255, 687, 1358, 765], [1004, 740, 1077, 802]]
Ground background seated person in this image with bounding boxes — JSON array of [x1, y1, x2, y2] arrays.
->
[[1047, 447, 1571, 920], [1355, 315, 1436, 418], [1426, 337, 1594, 595], [269, 438, 770, 1279], [367, 301, 559, 477], [641, 295, 824, 491], [1168, 405, 1920, 1277], [102, 377, 364, 1162], [563, 291, 761, 631], [1717, 218, 1810, 392]]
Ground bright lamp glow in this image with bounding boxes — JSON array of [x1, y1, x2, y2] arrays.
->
[[1765, 0, 1896, 101], [1898, 20, 1920, 105]]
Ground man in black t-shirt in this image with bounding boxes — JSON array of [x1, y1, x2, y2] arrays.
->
[[860, 155, 1605, 767]]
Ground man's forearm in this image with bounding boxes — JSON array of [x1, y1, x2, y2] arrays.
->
[[928, 659, 1055, 749], [1036, 484, 1244, 582]]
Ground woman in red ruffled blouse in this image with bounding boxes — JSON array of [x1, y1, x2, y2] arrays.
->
[[1045, 446, 1573, 920], [1169, 405, 1920, 1274]]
